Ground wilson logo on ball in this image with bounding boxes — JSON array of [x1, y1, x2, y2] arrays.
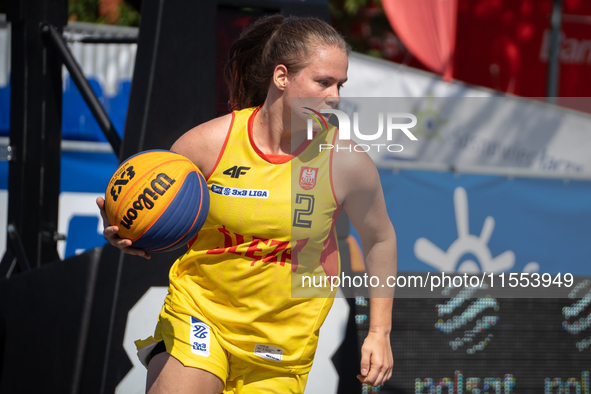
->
[[105, 150, 210, 252], [119, 173, 176, 230]]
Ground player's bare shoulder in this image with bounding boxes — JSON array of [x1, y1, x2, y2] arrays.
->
[[170, 112, 234, 178], [331, 139, 381, 204]]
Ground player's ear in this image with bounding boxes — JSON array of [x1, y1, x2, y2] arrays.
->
[[272, 64, 288, 91]]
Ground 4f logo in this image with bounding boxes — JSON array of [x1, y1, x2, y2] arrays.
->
[[223, 165, 250, 178], [110, 166, 135, 201]]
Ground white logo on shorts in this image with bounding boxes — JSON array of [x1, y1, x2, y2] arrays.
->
[[254, 344, 284, 362], [190, 317, 210, 357]]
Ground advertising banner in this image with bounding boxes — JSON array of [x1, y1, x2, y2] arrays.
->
[[379, 168, 591, 276], [337, 95, 591, 175]]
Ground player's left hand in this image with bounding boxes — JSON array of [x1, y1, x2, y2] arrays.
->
[[357, 330, 393, 387]]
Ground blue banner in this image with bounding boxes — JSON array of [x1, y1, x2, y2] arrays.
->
[[363, 169, 591, 276]]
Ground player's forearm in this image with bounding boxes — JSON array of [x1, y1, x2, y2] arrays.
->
[[363, 234, 397, 299], [363, 235, 396, 332], [368, 297, 393, 334]]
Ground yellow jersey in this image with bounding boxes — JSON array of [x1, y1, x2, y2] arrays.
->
[[165, 106, 341, 374]]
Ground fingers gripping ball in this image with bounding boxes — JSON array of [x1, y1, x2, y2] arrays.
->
[[105, 150, 210, 252]]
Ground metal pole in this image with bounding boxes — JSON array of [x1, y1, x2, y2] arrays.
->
[[1, 0, 67, 270], [41, 23, 122, 155], [547, 0, 562, 104]]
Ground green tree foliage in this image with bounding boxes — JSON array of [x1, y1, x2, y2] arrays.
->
[[68, 0, 140, 27], [115, 2, 140, 26], [329, 0, 410, 62]]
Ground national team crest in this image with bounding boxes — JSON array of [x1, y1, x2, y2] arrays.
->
[[299, 166, 318, 190]]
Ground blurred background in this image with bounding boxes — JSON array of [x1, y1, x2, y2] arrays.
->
[[0, 0, 590, 393]]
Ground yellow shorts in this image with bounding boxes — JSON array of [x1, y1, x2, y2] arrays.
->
[[135, 304, 308, 394]]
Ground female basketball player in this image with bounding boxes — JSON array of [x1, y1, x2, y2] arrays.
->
[[97, 15, 396, 394]]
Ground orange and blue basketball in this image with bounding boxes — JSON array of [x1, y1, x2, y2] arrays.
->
[[104, 150, 209, 252]]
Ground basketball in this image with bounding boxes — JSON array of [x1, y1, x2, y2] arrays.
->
[[104, 150, 209, 252]]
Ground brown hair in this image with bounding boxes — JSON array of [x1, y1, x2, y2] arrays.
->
[[224, 14, 350, 111]]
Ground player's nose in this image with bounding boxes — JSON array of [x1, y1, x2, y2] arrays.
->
[[326, 94, 340, 108]]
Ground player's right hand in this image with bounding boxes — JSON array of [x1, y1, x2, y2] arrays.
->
[[96, 197, 151, 259]]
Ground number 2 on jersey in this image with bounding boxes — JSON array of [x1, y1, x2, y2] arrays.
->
[[293, 194, 315, 228]]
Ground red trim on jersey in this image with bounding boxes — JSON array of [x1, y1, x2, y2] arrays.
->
[[206, 111, 235, 182], [329, 126, 341, 207], [320, 204, 343, 278], [291, 137, 313, 158], [265, 154, 291, 164], [247, 106, 313, 164], [187, 233, 199, 249]]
